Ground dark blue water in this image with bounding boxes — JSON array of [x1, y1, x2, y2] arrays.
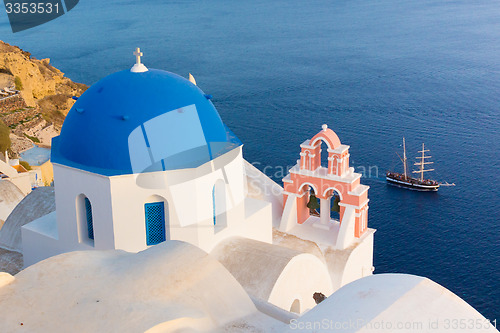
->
[[2, 0, 499, 320]]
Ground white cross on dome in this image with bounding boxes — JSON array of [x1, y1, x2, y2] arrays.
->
[[134, 48, 143, 64], [131, 47, 148, 73]]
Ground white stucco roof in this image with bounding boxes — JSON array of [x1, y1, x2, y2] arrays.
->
[[211, 237, 333, 314], [0, 240, 283, 332], [286, 273, 498, 332], [212, 237, 306, 300], [0, 242, 495, 332]]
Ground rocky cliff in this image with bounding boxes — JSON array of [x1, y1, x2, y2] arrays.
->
[[0, 41, 87, 155]]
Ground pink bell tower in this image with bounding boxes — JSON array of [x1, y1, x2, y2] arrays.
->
[[280, 125, 370, 249]]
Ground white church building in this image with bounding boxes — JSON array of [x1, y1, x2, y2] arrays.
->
[[22, 49, 273, 263], [20, 49, 375, 314]]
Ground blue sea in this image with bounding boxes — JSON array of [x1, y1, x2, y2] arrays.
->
[[1, 0, 498, 320]]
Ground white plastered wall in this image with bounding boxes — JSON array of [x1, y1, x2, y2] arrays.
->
[[336, 203, 356, 249], [0, 159, 31, 196], [339, 230, 375, 286], [244, 160, 284, 228], [23, 164, 120, 266], [9, 173, 31, 196], [323, 230, 375, 291], [108, 146, 268, 253], [279, 193, 299, 232], [268, 253, 333, 314], [22, 211, 95, 267], [53, 164, 115, 250], [22, 146, 273, 265]]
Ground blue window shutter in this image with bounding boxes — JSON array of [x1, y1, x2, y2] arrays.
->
[[145, 202, 166, 245], [84, 197, 94, 240]]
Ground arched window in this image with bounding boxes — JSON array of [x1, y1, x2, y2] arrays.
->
[[76, 194, 94, 246], [212, 186, 216, 226], [145, 201, 166, 245], [84, 197, 94, 240], [320, 141, 329, 168], [213, 179, 227, 232]]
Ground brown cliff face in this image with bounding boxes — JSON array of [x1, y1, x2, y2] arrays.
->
[[0, 41, 87, 154], [0, 41, 87, 109]]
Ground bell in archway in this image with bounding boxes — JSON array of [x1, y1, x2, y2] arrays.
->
[[307, 192, 320, 214], [331, 196, 340, 213]]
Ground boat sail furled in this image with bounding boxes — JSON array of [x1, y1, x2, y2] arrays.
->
[[413, 143, 434, 181]]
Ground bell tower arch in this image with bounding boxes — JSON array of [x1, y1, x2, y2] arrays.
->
[[281, 124, 370, 250]]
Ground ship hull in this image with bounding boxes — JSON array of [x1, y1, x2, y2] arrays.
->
[[386, 175, 439, 191]]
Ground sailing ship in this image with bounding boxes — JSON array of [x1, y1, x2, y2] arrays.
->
[[386, 138, 440, 191]]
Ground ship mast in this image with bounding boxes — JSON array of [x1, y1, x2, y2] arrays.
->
[[403, 137, 407, 179], [413, 143, 434, 181]]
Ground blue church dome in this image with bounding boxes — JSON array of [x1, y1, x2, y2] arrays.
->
[[51, 68, 242, 176]]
